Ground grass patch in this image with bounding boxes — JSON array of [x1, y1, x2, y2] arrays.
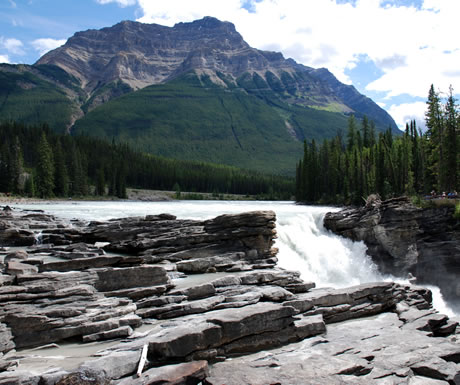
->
[[454, 201, 460, 219]]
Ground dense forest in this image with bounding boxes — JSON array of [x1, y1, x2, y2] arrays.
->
[[296, 85, 459, 205], [0, 122, 294, 199]]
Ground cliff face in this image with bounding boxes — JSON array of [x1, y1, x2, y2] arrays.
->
[[37, 18, 251, 92], [324, 197, 460, 309], [35, 17, 397, 129]]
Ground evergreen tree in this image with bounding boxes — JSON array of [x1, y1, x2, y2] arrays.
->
[[24, 173, 36, 197], [53, 139, 69, 196], [444, 86, 458, 191], [115, 164, 127, 199], [425, 84, 445, 191], [36, 132, 55, 198], [8, 137, 24, 194], [95, 167, 106, 196], [362, 115, 371, 148], [0, 142, 9, 192], [347, 115, 357, 150]]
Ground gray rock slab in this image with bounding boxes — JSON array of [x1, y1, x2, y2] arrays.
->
[[205, 302, 296, 344], [206, 312, 460, 385], [118, 360, 208, 385]]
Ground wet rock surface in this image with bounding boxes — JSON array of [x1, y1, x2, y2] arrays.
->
[[0, 205, 458, 384], [324, 196, 460, 309]]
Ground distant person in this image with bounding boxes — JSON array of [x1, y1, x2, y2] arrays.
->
[[448, 190, 458, 199], [442, 191, 447, 198], [430, 190, 436, 199]]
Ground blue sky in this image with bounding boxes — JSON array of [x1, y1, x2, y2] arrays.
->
[[1, 0, 459, 130]]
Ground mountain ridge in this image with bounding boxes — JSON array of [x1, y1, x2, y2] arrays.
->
[[0, 17, 399, 174], [35, 16, 397, 130]]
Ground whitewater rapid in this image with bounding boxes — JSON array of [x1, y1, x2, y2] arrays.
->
[[13, 200, 456, 316]]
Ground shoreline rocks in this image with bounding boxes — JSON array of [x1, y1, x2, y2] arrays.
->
[[324, 196, 460, 311], [0, 205, 458, 384]]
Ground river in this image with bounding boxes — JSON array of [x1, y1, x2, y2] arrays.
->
[[14, 200, 456, 316]]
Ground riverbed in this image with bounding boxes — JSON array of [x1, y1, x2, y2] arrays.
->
[[12, 200, 455, 316]]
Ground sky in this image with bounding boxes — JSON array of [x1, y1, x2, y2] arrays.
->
[[1, 0, 459, 131]]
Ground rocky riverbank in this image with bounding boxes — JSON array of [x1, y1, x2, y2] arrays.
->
[[324, 196, 460, 311], [0, 204, 458, 384]]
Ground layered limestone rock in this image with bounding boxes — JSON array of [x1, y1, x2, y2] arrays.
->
[[324, 196, 460, 309], [205, 310, 460, 385], [0, 205, 458, 384], [35, 17, 397, 129]]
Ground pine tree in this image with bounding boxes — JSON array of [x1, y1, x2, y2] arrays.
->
[[0, 142, 9, 193], [410, 120, 423, 193], [362, 115, 371, 148], [425, 84, 445, 191], [8, 137, 24, 194], [95, 167, 106, 196], [444, 86, 458, 191], [36, 132, 55, 198], [376, 134, 386, 197], [369, 120, 377, 147], [347, 115, 357, 150], [53, 139, 69, 196], [24, 173, 36, 197]]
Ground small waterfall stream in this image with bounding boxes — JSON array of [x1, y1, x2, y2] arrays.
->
[[34, 231, 43, 246]]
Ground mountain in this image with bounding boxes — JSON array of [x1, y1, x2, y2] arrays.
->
[[0, 17, 398, 174]]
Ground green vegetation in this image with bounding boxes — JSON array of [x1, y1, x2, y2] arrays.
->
[[296, 85, 459, 205], [73, 72, 354, 175], [0, 121, 294, 199], [0, 65, 394, 176], [0, 65, 79, 133], [454, 201, 460, 219]]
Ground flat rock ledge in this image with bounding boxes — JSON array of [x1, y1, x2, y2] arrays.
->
[[0, 206, 458, 385]]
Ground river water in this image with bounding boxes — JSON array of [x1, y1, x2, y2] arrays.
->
[[14, 200, 456, 316]]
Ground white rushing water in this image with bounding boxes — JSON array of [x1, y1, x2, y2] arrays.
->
[[13, 200, 456, 316]]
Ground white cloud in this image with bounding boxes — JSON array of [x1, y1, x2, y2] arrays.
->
[[0, 37, 24, 55], [388, 101, 427, 131], [96, 0, 137, 7], [31, 38, 66, 56], [0, 54, 10, 64], [134, 0, 459, 98]]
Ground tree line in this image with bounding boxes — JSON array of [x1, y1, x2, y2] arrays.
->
[[296, 85, 459, 205], [0, 122, 294, 199]]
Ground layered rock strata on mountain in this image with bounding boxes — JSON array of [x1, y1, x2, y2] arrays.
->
[[324, 196, 460, 309], [0, 205, 458, 384], [35, 17, 397, 129]]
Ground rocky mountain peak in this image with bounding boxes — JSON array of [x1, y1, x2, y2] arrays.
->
[[36, 17, 250, 93], [174, 16, 237, 33], [34, 17, 397, 129]]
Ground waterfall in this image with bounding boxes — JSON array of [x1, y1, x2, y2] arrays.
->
[[274, 206, 457, 316], [14, 200, 457, 316], [275, 208, 383, 287]]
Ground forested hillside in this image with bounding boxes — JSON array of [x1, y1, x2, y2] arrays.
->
[[73, 72, 354, 175], [296, 85, 459, 205], [0, 65, 81, 132], [0, 122, 294, 199], [0, 17, 399, 177]]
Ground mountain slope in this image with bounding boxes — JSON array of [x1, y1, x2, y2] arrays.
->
[[74, 72, 352, 174], [0, 64, 82, 132], [36, 17, 397, 131], [0, 17, 400, 175]]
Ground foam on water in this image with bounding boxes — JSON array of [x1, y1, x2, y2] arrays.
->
[[14, 200, 456, 316]]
